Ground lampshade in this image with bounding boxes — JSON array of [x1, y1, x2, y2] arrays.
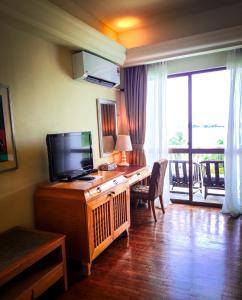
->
[[103, 135, 115, 153], [115, 135, 132, 151]]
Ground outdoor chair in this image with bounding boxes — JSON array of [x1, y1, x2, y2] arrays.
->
[[131, 159, 168, 222], [200, 160, 225, 198], [169, 160, 202, 193]]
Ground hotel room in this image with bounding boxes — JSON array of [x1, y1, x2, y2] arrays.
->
[[0, 0, 242, 299]]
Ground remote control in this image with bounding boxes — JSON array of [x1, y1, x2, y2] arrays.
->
[[78, 176, 95, 181]]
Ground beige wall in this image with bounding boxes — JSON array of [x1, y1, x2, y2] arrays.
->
[[0, 23, 118, 232]]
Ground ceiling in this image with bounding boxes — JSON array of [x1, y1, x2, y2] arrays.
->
[[50, 0, 242, 49], [51, 0, 242, 32], [1, 0, 242, 66]]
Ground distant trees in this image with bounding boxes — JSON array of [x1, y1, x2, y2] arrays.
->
[[169, 131, 186, 146]]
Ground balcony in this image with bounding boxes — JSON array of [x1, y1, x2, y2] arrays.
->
[[169, 150, 225, 205]]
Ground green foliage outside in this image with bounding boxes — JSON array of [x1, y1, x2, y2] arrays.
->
[[169, 131, 186, 146]]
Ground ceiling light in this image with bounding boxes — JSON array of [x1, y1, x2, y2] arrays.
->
[[116, 17, 140, 29]]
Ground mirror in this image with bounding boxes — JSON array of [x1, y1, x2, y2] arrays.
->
[[97, 98, 117, 157]]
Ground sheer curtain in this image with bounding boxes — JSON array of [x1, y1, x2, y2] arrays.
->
[[222, 49, 242, 217], [144, 62, 170, 207]]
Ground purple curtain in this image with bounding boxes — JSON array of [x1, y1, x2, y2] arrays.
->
[[124, 65, 147, 165]]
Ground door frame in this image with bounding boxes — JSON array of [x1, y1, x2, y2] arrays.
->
[[168, 67, 226, 207]]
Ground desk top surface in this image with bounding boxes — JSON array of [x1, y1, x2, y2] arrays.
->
[[37, 166, 150, 192], [115, 165, 149, 177], [41, 170, 125, 191]]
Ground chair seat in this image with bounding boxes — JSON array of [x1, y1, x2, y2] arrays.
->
[[131, 184, 149, 194], [171, 176, 188, 185], [131, 184, 150, 201], [203, 178, 224, 187]]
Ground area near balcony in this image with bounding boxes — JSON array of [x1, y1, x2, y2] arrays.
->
[[166, 68, 229, 206]]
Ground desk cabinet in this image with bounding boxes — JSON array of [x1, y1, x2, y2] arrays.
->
[[35, 172, 130, 275], [87, 182, 130, 262]]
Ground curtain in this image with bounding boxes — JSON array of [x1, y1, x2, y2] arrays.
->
[[124, 65, 147, 165], [101, 104, 116, 136], [222, 49, 242, 217], [144, 62, 170, 208]]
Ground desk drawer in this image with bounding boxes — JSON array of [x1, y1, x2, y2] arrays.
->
[[128, 168, 150, 186], [86, 176, 126, 200]]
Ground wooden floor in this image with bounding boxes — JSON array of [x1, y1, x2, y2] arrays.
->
[[170, 187, 225, 204], [42, 204, 242, 300]]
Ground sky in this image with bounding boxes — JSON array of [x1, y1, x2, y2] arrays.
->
[[166, 69, 230, 148]]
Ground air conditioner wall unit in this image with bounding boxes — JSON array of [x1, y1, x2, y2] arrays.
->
[[72, 51, 120, 88]]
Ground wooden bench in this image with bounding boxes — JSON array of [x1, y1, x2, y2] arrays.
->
[[0, 227, 67, 299]]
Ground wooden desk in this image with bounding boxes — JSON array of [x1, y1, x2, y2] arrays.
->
[[35, 171, 130, 276], [0, 227, 67, 299], [115, 165, 151, 186], [35, 167, 150, 276]]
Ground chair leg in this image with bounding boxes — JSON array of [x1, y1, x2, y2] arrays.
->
[[148, 200, 151, 209], [159, 195, 165, 214], [205, 187, 208, 199], [151, 201, 157, 222], [135, 199, 139, 208]]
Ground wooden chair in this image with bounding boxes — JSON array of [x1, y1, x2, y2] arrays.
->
[[169, 160, 202, 193], [131, 159, 168, 222], [200, 160, 225, 198]]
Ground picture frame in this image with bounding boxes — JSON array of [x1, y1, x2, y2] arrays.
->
[[96, 98, 118, 158], [0, 84, 18, 172]]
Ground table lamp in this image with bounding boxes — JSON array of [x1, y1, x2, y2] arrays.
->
[[115, 135, 132, 166]]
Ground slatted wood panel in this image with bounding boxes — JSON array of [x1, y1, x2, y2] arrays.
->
[[113, 191, 128, 231], [92, 201, 111, 249]]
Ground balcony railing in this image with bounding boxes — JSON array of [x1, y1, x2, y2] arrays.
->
[[168, 148, 225, 204]]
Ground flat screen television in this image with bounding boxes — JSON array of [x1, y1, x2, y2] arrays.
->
[[46, 131, 94, 182]]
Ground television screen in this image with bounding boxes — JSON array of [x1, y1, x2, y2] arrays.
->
[[46, 131, 93, 182]]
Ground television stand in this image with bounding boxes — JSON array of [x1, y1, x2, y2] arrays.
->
[[35, 171, 130, 275]]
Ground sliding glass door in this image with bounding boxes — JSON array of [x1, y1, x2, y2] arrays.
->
[[167, 68, 230, 206], [167, 75, 189, 201]]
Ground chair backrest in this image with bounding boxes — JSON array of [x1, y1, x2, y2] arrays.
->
[[149, 159, 168, 201], [200, 160, 224, 187]]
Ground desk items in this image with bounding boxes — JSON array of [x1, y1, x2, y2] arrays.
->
[[99, 162, 117, 171]]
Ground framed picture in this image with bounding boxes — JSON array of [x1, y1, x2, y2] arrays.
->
[[0, 84, 17, 172]]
